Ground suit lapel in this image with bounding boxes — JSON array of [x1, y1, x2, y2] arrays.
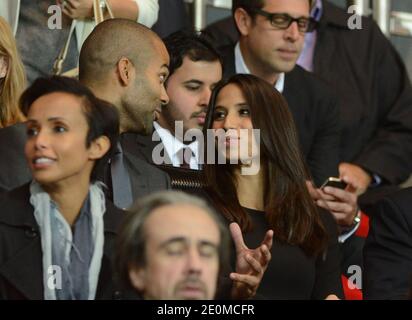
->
[[282, 68, 311, 157], [283, 68, 302, 118], [121, 149, 150, 199], [121, 131, 173, 167], [221, 45, 236, 78], [120, 132, 152, 163]]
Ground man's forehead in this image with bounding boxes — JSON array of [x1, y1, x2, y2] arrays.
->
[[181, 56, 221, 68], [262, 0, 310, 15], [176, 57, 222, 77], [145, 205, 220, 243]]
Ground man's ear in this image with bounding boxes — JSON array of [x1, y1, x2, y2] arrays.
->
[[88, 135, 111, 160], [129, 267, 146, 292], [117, 57, 133, 86], [234, 8, 253, 36]]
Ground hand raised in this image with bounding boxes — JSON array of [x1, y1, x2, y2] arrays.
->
[[230, 222, 273, 299]]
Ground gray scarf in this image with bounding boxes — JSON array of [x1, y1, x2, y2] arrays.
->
[[30, 181, 106, 300]]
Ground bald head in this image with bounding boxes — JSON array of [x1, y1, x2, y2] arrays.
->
[[79, 18, 170, 135], [79, 18, 162, 86]]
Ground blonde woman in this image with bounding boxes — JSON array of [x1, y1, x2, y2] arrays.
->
[[0, 16, 25, 128]]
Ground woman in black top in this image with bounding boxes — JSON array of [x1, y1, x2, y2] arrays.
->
[[203, 74, 343, 299]]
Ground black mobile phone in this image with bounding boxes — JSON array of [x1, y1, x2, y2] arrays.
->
[[320, 177, 347, 190]]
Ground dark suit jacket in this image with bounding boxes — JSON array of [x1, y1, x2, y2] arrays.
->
[[205, 1, 412, 186], [120, 131, 170, 166], [221, 47, 340, 187], [120, 132, 209, 198], [363, 187, 412, 300], [98, 133, 171, 204], [0, 183, 125, 300], [122, 145, 172, 198], [0, 123, 32, 193]]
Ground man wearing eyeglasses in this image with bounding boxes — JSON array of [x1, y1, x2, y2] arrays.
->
[[207, 0, 412, 218], [218, 0, 361, 296], [221, 1, 344, 182], [222, 0, 341, 188]]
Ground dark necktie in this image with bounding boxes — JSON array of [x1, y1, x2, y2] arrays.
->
[[110, 144, 133, 209], [177, 146, 192, 169]]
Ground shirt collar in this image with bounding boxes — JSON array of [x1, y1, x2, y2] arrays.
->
[[234, 42, 285, 93], [153, 121, 199, 160]]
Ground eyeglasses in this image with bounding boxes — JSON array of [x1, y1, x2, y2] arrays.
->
[[250, 9, 318, 33]]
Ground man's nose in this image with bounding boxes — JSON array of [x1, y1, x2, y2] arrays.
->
[[161, 84, 170, 106], [284, 21, 301, 41]]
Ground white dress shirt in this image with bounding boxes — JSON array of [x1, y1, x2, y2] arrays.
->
[[153, 122, 200, 170]]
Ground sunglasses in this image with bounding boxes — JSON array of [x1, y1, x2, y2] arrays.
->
[[250, 9, 318, 33]]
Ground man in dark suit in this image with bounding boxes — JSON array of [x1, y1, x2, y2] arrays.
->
[[79, 19, 171, 209], [212, 1, 362, 290], [217, 0, 340, 188], [217, 0, 359, 229], [205, 0, 412, 207], [364, 187, 412, 299]]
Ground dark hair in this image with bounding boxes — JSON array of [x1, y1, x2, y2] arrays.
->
[[163, 30, 222, 79], [203, 74, 327, 257], [19, 76, 119, 181], [232, 0, 314, 16], [115, 191, 231, 295]]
